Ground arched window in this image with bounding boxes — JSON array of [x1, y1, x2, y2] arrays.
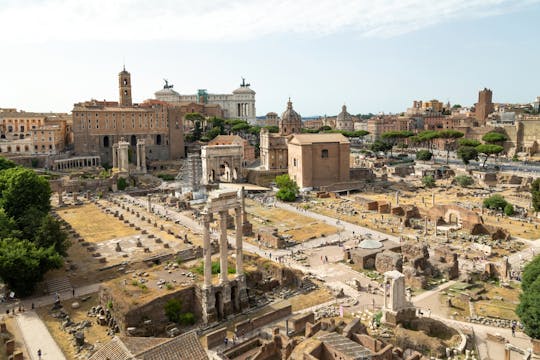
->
[[103, 136, 109, 148], [321, 149, 329, 158], [156, 134, 162, 145]]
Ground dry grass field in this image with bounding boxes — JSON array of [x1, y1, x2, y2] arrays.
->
[[57, 204, 138, 243], [245, 199, 339, 242]]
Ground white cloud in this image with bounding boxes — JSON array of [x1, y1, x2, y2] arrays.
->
[[0, 0, 537, 43]]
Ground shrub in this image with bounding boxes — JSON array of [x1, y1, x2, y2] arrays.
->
[[194, 261, 235, 275], [117, 177, 128, 191], [157, 174, 175, 181], [107, 300, 113, 310], [504, 203, 515, 216], [164, 299, 183, 323], [416, 150, 432, 161], [275, 174, 299, 202], [165, 283, 174, 290], [422, 175, 435, 188], [454, 175, 474, 187], [179, 312, 196, 325], [483, 194, 508, 211]]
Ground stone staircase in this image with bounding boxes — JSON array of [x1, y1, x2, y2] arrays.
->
[[46, 277, 73, 294]]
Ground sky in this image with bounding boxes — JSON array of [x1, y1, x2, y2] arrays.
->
[[0, 0, 539, 116]]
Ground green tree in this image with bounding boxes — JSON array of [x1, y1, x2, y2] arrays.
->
[[531, 178, 540, 213], [422, 175, 436, 188], [517, 256, 540, 338], [482, 131, 507, 144], [459, 138, 481, 147], [164, 298, 183, 323], [457, 146, 478, 165], [381, 130, 414, 156], [0, 238, 63, 296], [0, 209, 19, 239], [483, 194, 508, 211], [452, 104, 462, 109], [117, 177, 128, 191], [231, 122, 250, 133], [521, 255, 540, 292], [504, 203, 515, 216], [275, 174, 299, 202], [192, 120, 202, 141], [370, 140, 393, 157], [437, 130, 464, 164], [0, 157, 16, 171], [454, 175, 474, 187], [476, 144, 504, 167], [264, 125, 279, 133], [416, 150, 432, 161], [35, 215, 70, 256], [416, 130, 440, 152], [0, 167, 51, 220]]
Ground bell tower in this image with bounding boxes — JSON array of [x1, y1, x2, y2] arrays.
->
[[119, 66, 132, 107]]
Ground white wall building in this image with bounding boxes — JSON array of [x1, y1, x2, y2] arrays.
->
[[155, 79, 256, 124]]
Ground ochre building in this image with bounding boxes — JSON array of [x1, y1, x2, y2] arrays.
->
[[72, 68, 185, 164]]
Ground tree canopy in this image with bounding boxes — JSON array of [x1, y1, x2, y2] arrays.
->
[[457, 146, 478, 165], [476, 144, 504, 167], [416, 150, 432, 161], [459, 138, 481, 147], [437, 130, 464, 164], [482, 131, 508, 144], [370, 140, 393, 155], [482, 194, 509, 212], [517, 255, 540, 338], [275, 174, 299, 202], [0, 167, 51, 220], [531, 178, 540, 213], [0, 158, 67, 296]]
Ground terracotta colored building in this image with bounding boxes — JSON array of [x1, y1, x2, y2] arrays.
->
[[208, 134, 256, 163], [72, 68, 185, 164], [260, 99, 302, 171], [288, 133, 350, 189]]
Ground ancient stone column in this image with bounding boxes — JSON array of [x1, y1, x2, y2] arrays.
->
[[139, 139, 147, 173], [383, 279, 388, 309], [136, 141, 141, 171], [203, 213, 212, 288], [147, 194, 151, 212], [58, 191, 63, 206], [235, 207, 243, 276], [219, 210, 229, 284], [241, 186, 247, 224], [432, 193, 435, 206], [113, 143, 118, 169], [395, 191, 399, 206]]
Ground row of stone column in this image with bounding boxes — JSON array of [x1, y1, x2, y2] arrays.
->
[[237, 102, 253, 118], [55, 157, 100, 170], [112, 139, 146, 173], [202, 207, 243, 288]]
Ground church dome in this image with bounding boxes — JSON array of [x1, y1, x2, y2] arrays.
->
[[337, 105, 352, 122], [281, 99, 301, 124], [335, 104, 354, 131], [233, 86, 256, 95]]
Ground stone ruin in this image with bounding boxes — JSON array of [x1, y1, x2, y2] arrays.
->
[[200, 189, 249, 324], [428, 204, 510, 240]]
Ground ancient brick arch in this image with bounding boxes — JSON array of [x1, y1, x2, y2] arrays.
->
[[428, 204, 483, 231]]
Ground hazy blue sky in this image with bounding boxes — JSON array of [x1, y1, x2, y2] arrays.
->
[[1, 0, 539, 116]]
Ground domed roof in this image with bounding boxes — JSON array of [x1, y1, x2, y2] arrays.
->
[[154, 87, 180, 97], [281, 99, 301, 123], [337, 105, 352, 122], [233, 86, 256, 95], [358, 239, 383, 249]]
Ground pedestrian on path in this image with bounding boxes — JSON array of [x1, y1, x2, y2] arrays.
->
[[72, 288, 75, 297], [37, 349, 42, 359]]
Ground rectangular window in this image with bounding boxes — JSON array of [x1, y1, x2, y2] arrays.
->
[[321, 149, 329, 158]]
